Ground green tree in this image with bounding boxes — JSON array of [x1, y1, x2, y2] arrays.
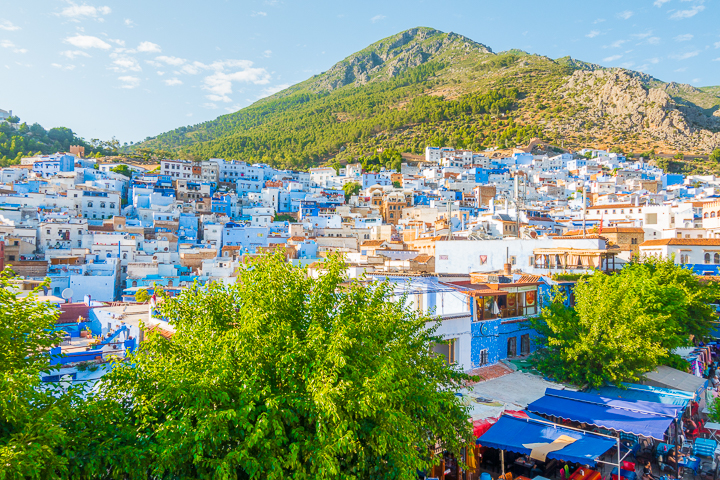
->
[[710, 148, 720, 163], [0, 268, 74, 477], [6, 115, 20, 124], [110, 164, 133, 178], [392, 180, 402, 188], [98, 254, 473, 479], [343, 181, 361, 201], [531, 258, 719, 387], [134, 288, 150, 303]]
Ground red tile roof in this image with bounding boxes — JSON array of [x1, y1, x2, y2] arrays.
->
[[640, 238, 720, 246], [465, 362, 513, 385]]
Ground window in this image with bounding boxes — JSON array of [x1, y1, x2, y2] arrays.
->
[[46, 229, 50, 234], [87, 201, 93, 208], [507, 337, 517, 358], [706, 253, 711, 264], [528, 256, 535, 266], [132, 281, 137, 287], [478, 349, 489, 366], [680, 254, 689, 264], [715, 253, 720, 264], [110, 203, 115, 208], [646, 213, 658, 225], [8, 255, 14, 261], [509, 255, 517, 265], [432, 338, 458, 365], [100, 202, 106, 208], [631, 238, 637, 245]]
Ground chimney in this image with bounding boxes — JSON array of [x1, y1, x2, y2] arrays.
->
[[503, 263, 512, 276]]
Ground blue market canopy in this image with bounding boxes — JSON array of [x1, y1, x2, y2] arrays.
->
[[526, 389, 683, 440], [590, 383, 693, 410], [478, 415, 616, 466]]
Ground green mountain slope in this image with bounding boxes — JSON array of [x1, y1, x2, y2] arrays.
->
[[133, 27, 720, 168]]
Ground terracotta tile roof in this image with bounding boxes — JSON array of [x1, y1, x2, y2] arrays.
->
[[587, 204, 638, 210], [564, 227, 644, 235], [517, 274, 541, 283], [465, 362, 513, 385], [147, 325, 174, 339], [413, 254, 433, 263], [57, 303, 90, 324], [360, 240, 387, 247], [640, 238, 720, 246]]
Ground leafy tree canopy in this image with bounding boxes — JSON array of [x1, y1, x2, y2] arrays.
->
[[97, 254, 473, 479], [110, 164, 133, 178], [531, 257, 719, 387], [342, 181, 361, 201]]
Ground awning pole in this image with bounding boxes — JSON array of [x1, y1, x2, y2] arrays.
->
[[501, 449, 505, 479], [674, 418, 680, 480]]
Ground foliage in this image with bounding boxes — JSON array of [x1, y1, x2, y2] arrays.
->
[[393, 180, 402, 188], [342, 181, 361, 201], [131, 59, 520, 169], [0, 120, 117, 167], [711, 149, 720, 163], [273, 213, 296, 223], [110, 164, 133, 178], [531, 258, 719, 387], [0, 268, 74, 478], [96, 254, 474, 478], [134, 288, 150, 303], [359, 148, 402, 173]]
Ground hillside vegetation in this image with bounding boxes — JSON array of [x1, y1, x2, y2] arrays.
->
[[132, 27, 720, 169], [0, 117, 119, 166]]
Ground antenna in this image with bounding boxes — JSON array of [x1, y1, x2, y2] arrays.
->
[[61, 288, 74, 302]]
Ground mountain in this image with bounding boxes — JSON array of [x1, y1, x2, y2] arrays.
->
[[132, 27, 720, 168]]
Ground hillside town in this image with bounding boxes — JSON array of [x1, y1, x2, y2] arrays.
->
[[5, 144, 720, 479]]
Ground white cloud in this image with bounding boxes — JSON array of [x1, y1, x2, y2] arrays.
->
[[225, 104, 243, 112], [1, 39, 26, 53], [263, 49, 272, 57], [137, 41, 161, 53], [714, 41, 720, 49], [118, 76, 140, 89], [251, 11, 267, 16], [649, 57, 661, 64], [164, 77, 182, 86], [632, 31, 653, 39], [155, 55, 186, 66], [202, 103, 218, 109], [670, 5, 705, 19], [654, 0, 671, 6], [179, 62, 204, 75], [201, 60, 271, 102], [259, 83, 290, 98], [124, 18, 135, 27], [109, 53, 141, 72], [0, 20, 20, 31], [713, 57, 720, 62], [58, 3, 111, 19], [371, 14, 386, 23], [60, 49, 90, 59], [610, 39, 626, 48], [670, 50, 700, 60], [603, 55, 623, 62], [617, 10, 634, 19], [674, 34, 693, 42], [65, 34, 111, 49], [51, 63, 76, 70], [593, 18, 605, 24], [586, 30, 600, 38]]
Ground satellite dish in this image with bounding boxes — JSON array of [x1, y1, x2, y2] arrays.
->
[[61, 288, 74, 301]]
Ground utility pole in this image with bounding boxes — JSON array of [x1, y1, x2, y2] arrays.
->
[[582, 186, 587, 238]]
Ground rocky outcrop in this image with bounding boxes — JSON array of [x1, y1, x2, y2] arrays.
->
[[551, 70, 720, 152]]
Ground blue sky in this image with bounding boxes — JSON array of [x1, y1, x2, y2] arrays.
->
[[1, 0, 718, 144]]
